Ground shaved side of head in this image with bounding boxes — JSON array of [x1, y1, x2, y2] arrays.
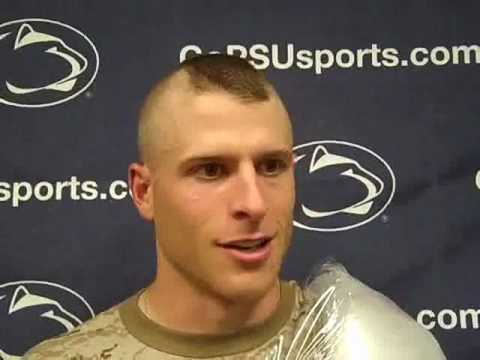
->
[[137, 71, 191, 167], [137, 54, 283, 167]]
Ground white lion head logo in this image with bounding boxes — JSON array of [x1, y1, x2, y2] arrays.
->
[[0, 23, 87, 94], [0, 18, 98, 107], [0, 282, 93, 358]]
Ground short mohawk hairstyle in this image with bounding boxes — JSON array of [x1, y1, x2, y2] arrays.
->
[[138, 54, 275, 163], [179, 54, 271, 101]]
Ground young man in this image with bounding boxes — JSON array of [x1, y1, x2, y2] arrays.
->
[[25, 55, 303, 359], [25, 55, 446, 359]]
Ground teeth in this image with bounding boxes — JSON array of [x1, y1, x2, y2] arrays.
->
[[236, 244, 257, 250], [223, 239, 268, 250], [234, 240, 263, 248]]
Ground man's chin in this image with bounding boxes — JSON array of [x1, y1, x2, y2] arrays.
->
[[214, 274, 280, 304]]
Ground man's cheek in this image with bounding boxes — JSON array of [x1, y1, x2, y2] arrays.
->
[[181, 189, 216, 213]]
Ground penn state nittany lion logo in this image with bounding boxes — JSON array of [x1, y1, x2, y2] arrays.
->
[[294, 140, 395, 232], [0, 281, 94, 359], [0, 18, 99, 108]]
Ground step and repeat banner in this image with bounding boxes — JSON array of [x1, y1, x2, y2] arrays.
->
[[0, 1, 479, 358]]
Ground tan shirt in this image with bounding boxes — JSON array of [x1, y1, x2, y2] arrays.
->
[[24, 282, 313, 359]]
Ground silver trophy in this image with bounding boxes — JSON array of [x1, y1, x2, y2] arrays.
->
[[269, 263, 446, 360]]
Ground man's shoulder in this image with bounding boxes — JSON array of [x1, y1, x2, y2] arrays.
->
[[23, 302, 130, 359]]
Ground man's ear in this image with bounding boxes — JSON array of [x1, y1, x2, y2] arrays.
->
[[128, 162, 154, 221]]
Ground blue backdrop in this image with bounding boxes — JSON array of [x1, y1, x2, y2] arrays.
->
[[0, 1, 479, 358]]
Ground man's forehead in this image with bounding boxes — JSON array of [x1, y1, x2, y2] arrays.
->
[[180, 139, 293, 159], [157, 91, 290, 144], [141, 72, 292, 169], [156, 123, 293, 165]]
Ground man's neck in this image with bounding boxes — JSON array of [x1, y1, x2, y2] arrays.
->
[[142, 267, 281, 335]]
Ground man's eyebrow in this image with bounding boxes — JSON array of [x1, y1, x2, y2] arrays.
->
[[258, 149, 294, 160], [180, 155, 225, 165], [181, 149, 294, 164]]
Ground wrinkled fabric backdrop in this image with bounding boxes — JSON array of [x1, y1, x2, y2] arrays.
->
[[0, 1, 478, 359]]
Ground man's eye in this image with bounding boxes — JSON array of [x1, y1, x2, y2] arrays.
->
[[258, 159, 287, 176], [196, 163, 224, 180]]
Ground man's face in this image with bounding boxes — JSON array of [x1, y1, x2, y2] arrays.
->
[[143, 90, 295, 301]]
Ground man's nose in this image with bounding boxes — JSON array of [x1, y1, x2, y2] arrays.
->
[[230, 166, 267, 221]]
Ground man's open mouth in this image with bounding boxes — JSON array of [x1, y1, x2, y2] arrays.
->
[[219, 238, 272, 252]]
